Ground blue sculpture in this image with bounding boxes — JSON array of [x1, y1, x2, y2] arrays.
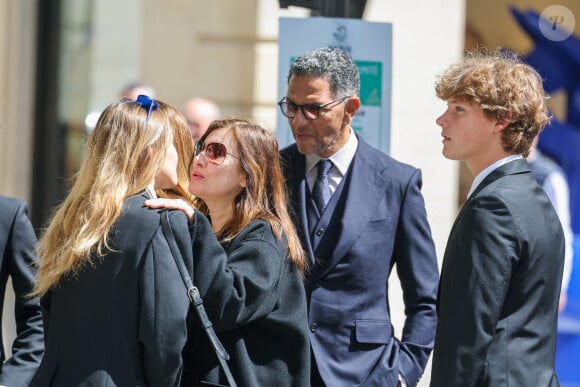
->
[[510, 6, 580, 126], [510, 6, 580, 233], [511, 6, 580, 384]]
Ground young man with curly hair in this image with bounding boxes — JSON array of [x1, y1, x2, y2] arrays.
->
[[430, 48, 565, 387]]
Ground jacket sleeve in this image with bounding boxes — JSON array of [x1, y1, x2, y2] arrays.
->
[[392, 169, 439, 387], [0, 200, 44, 387], [190, 212, 285, 331], [138, 213, 191, 387], [433, 194, 516, 386]]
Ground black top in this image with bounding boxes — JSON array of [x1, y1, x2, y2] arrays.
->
[[184, 213, 310, 387], [30, 194, 193, 386]]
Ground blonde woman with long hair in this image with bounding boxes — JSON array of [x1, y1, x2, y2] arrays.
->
[[30, 95, 194, 386]]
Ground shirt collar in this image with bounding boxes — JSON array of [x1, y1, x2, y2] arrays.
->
[[467, 154, 523, 199], [144, 184, 158, 199]]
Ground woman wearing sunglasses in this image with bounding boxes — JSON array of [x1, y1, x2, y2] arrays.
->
[[30, 96, 195, 386], [146, 118, 310, 387]]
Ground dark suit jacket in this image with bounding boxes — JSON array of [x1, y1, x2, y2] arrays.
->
[[30, 194, 193, 387], [431, 159, 565, 387], [280, 137, 439, 387], [0, 196, 44, 386], [183, 213, 310, 387]]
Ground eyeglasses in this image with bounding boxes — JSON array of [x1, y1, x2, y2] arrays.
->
[[136, 94, 158, 129], [194, 142, 240, 165], [278, 96, 350, 120]]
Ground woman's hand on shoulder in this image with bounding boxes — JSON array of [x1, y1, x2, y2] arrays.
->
[[144, 198, 195, 224]]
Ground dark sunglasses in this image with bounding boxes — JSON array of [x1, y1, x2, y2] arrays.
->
[[194, 142, 240, 165], [277, 95, 350, 120]]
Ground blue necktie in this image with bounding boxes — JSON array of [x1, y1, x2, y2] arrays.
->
[[313, 159, 333, 213]]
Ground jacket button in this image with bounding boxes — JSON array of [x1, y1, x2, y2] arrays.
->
[[309, 323, 318, 332], [316, 228, 324, 236]]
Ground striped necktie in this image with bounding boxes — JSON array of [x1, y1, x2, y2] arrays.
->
[[313, 159, 333, 213]]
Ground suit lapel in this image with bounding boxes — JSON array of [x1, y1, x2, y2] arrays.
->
[[283, 148, 316, 263], [452, 158, 531, 232], [283, 141, 392, 279], [0, 201, 15, 269], [469, 158, 530, 199], [314, 141, 387, 280]]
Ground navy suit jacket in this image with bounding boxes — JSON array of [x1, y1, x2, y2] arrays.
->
[[281, 137, 439, 386], [431, 159, 564, 387], [0, 196, 44, 386]]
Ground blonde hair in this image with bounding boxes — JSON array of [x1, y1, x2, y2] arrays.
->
[[157, 104, 195, 203], [435, 48, 550, 156], [33, 98, 174, 296], [193, 118, 307, 275]]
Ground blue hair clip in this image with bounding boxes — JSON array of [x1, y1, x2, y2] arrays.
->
[[136, 94, 158, 129], [137, 94, 158, 111]]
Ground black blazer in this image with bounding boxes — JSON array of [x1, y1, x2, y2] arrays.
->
[[0, 196, 44, 386], [431, 159, 565, 387], [183, 212, 310, 387], [30, 194, 193, 386]]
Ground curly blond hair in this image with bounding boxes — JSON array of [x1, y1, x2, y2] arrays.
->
[[435, 48, 551, 156]]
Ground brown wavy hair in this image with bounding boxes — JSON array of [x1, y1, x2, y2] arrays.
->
[[192, 118, 307, 274]]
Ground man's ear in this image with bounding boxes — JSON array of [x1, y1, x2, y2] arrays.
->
[[240, 174, 248, 188], [495, 112, 513, 131], [345, 96, 361, 120]]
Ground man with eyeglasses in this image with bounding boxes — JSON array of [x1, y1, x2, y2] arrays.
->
[[279, 47, 439, 387]]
